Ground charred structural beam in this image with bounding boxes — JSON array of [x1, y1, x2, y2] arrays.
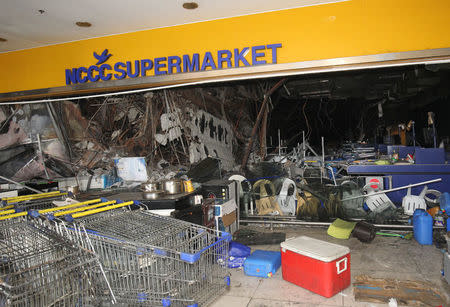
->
[[240, 78, 287, 171]]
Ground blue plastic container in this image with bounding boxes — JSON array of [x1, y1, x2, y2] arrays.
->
[[440, 192, 450, 213], [413, 209, 433, 245], [244, 250, 281, 278]]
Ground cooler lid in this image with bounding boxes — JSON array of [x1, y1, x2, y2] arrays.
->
[[280, 236, 350, 262]]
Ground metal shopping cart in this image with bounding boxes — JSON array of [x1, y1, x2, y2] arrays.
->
[[61, 207, 231, 306], [0, 191, 70, 215], [0, 218, 106, 306], [0, 198, 114, 221], [1, 198, 231, 306]]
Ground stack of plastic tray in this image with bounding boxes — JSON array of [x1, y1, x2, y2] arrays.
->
[[67, 209, 231, 306], [0, 219, 105, 306]]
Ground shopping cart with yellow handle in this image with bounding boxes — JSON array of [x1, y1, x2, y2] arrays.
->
[[56, 203, 231, 306], [0, 190, 71, 213]]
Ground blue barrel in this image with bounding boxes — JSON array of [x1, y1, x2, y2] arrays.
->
[[440, 192, 450, 213], [413, 209, 433, 245]]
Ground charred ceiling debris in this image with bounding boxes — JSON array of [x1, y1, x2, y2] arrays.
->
[[0, 84, 262, 187], [0, 64, 449, 226]]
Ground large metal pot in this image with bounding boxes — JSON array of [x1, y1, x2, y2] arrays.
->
[[163, 179, 184, 194], [142, 182, 161, 192]]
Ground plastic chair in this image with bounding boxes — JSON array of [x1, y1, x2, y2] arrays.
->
[[402, 186, 427, 215]]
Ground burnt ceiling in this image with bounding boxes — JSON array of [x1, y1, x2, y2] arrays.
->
[[280, 64, 450, 102], [262, 64, 450, 148]]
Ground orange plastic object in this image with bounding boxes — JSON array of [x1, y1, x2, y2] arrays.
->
[[427, 206, 440, 217]]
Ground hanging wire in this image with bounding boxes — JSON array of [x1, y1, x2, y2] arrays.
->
[[302, 99, 311, 140]]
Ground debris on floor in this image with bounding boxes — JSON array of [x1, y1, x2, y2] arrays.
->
[[352, 221, 377, 243], [233, 228, 286, 245], [327, 218, 357, 239], [376, 231, 413, 240], [353, 275, 445, 307]]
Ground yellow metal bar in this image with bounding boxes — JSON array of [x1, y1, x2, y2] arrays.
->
[[5, 192, 67, 203], [53, 200, 117, 217], [0, 198, 104, 221], [0, 194, 93, 216], [71, 201, 134, 219], [7, 192, 67, 203], [0, 205, 14, 211], [38, 198, 103, 214], [0, 212, 27, 221], [2, 190, 62, 201], [0, 209, 16, 216]]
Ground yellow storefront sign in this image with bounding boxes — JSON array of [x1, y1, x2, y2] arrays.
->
[[0, 0, 449, 100]]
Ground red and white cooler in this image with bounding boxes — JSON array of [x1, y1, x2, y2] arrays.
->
[[280, 236, 351, 297]]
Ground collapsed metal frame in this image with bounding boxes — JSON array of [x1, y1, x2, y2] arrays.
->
[[239, 215, 446, 231]]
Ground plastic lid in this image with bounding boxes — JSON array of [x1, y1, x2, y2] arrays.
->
[[280, 236, 350, 262]]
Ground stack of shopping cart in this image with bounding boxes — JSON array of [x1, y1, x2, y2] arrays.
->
[[0, 218, 106, 306], [0, 196, 231, 306], [77, 209, 231, 306]]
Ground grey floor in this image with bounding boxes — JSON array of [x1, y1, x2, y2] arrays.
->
[[210, 226, 450, 307]]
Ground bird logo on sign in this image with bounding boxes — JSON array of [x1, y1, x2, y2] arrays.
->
[[93, 49, 112, 65]]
